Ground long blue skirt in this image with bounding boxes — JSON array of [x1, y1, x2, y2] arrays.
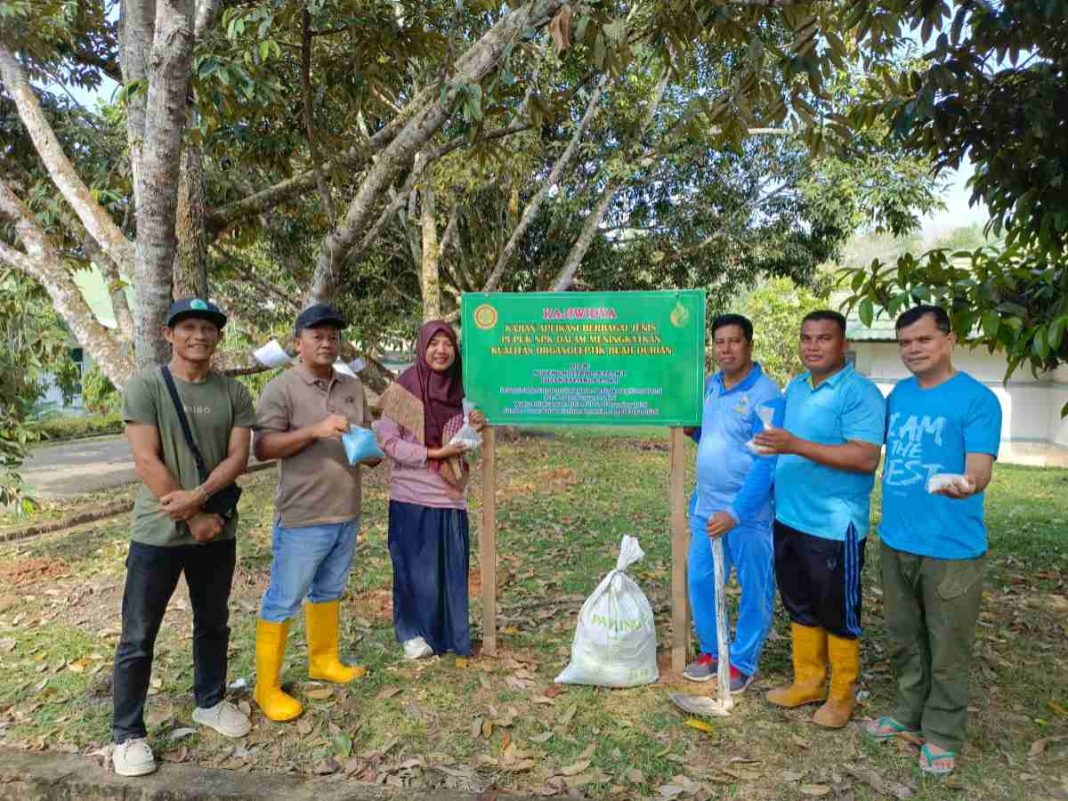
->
[[387, 500, 471, 656]]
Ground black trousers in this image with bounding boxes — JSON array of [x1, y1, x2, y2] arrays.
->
[[112, 538, 236, 743], [773, 520, 866, 639]]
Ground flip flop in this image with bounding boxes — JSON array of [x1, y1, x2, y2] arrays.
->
[[918, 743, 957, 776], [865, 716, 921, 742]]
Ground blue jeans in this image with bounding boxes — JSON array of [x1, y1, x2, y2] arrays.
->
[[688, 506, 776, 676], [260, 519, 358, 623]]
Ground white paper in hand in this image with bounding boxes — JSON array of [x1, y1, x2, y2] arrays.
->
[[926, 473, 974, 494], [253, 339, 292, 368], [555, 535, 658, 688]]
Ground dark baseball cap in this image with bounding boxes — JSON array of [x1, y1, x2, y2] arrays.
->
[[166, 298, 227, 329], [295, 303, 348, 333]]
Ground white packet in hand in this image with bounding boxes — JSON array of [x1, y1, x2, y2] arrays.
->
[[745, 404, 776, 455], [448, 399, 482, 452], [253, 339, 292, 368], [926, 473, 974, 494]]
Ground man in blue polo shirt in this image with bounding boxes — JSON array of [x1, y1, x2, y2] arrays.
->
[[754, 310, 885, 729], [865, 305, 1000, 776], [683, 314, 782, 692]]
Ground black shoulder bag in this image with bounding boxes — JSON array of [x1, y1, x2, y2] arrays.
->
[[160, 365, 243, 519]]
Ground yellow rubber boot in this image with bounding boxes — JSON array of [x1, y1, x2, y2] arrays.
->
[[766, 623, 828, 708], [813, 633, 860, 728], [253, 619, 303, 722], [306, 600, 366, 684]]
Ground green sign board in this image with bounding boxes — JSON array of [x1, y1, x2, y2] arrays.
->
[[461, 291, 705, 426]]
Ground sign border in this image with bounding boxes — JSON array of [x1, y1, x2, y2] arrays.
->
[[461, 290, 706, 427]]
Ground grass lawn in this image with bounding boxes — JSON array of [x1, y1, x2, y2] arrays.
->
[[0, 429, 1065, 799]]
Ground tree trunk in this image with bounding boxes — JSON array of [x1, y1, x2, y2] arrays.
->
[[175, 135, 208, 298], [420, 186, 441, 320], [133, 0, 198, 369], [119, 0, 155, 209]]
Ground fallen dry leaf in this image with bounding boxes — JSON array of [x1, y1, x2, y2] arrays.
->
[[375, 686, 403, 701], [558, 702, 578, 726], [626, 768, 644, 784], [843, 766, 913, 800], [305, 687, 334, 701], [313, 757, 341, 775], [799, 784, 832, 797], [529, 731, 553, 744], [160, 746, 187, 763], [683, 717, 714, 733], [557, 758, 592, 777], [1029, 735, 1065, 757]]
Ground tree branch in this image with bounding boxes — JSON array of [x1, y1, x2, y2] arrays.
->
[[194, 0, 222, 38], [308, 0, 567, 303], [485, 74, 608, 292], [0, 43, 137, 277], [56, 209, 135, 342], [551, 73, 669, 292], [0, 179, 134, 388], [302, 4, 335, 227]]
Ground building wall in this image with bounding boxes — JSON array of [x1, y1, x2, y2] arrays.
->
[[851, 341, 1068, 467]]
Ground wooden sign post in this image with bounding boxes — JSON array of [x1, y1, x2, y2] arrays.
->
[[464, 291, 705, 672], [480, 426, 498, 657], [668, 427, 691, 675]]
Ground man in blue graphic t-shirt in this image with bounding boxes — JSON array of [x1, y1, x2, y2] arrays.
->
[[865, 305, 1000, 777]]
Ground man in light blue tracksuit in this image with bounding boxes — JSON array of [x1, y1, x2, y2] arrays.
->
[[684, 314, 783, 692]]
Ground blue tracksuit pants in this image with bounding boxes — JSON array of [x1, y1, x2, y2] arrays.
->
[[688, 503, 776, 676]]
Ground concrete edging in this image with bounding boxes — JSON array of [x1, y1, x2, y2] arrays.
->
[[0, 747, 523, 801]]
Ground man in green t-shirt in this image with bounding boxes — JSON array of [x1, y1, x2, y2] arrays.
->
[[111, 299, 256, 778]]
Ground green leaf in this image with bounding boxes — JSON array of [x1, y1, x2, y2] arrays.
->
[[859, 298, 874, 327], [981, 310, 1001, 338]]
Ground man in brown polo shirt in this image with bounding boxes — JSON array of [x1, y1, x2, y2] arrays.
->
[[252, 304, 378, 722]]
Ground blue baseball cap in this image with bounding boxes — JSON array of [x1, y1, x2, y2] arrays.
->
[[166, 298, 227, 329]]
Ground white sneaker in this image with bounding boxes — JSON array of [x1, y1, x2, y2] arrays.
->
[[403, 637, 433, 660], [192, 700, 251, 738], [112, 737, 156, 776]]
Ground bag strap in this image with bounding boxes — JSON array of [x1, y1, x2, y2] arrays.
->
[[159, 365, 209, 482]]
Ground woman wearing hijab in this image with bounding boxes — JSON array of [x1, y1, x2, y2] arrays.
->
[[377, 320, 485, 659]]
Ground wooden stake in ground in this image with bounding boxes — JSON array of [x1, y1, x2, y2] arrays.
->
[[480, 426, 497, 656], [711, 536, 732, 707], [667, 536, 734, 717], [669, 427, 690, 674]]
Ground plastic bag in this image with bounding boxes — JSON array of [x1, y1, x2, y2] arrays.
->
[[745, 404, 777, 455], [342, 424, 384, 465], [926, 473, 974, 494], [447, 399, 482, 452], [554, 535, 659, 688]]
